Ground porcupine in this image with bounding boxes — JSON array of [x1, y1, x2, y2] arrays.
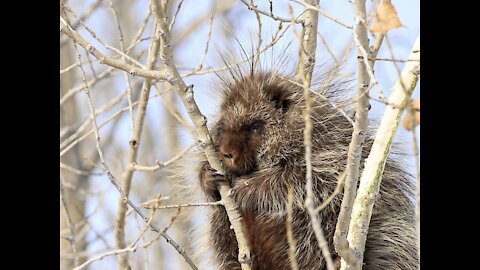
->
[[194, 66, 418, 269]]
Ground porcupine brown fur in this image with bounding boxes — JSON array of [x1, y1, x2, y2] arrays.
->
[[192, 64, 418, 269]]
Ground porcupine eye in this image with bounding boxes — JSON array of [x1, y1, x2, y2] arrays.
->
[[250, 120, 264, 134]]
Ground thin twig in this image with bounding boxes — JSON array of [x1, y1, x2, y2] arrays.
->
[[153, 84, 194, 131], [143, 201, 223, 209], [59, 206, 101, 239], [273, 74, 355, 126], [172, 0, 235, 44], [192, 13, 214, 72], [60, 176, 80, 267], [105, 44, 148, 69], [253, 3, 263, 69], [61, 4, 113, 195], [130, 143, 194, 171], [383, 33, 411, 103], [291, 0, 353, 29], [239, 0, 303, 23], [63, 6, 110, 48], [317, 31, 339, 67], [287, 187, 299, 270], [60, 67, 116, 106], [353, 23, 404, 111], [125, 3, 153, 52], [60, 0, 103, 47], [60, 5, 152, 105], [315, 171, 346, 212], [60, 91, 166, 157], [339, 39, 355, 65], [169, 0, 185, 30], [109, 0, 136, 136], [369, 32, 384, 60], [60, 89, 128, 151], [368, 57, 418, 63], [60, 58, 99, 75], [181, 16, 296, 77], [60, 162, 103, 176], [296, 1, 335, 269], [83, 217, 112, 250]]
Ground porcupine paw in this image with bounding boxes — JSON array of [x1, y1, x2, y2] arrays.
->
[[199, 162, 225, 200]]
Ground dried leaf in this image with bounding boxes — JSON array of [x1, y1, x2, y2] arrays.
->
[[370, 0, 403, 33], [402, 98, 420, 131], [411, 98, 420, 125]]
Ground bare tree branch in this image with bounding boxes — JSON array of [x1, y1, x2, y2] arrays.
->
[[296, 1, 335, 269], [344, 36, 420, 270], [61, 3, 197, 268], [60, 0, 103, 47], [60, 17, 172, 82], [334, 1, 373, 267], [60, 67, 117, 106], [113, 10, 162, 268], [59, 89, 171, 157], [74, 208, 182, 270], [150, 0, 252, 268]]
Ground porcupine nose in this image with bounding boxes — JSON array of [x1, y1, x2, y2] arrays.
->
[[219, 133, 242, 166], [223, 152, 234, 159], [219, 145, 238, 161]]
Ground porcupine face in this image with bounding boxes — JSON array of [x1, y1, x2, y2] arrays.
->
[[212, 73, 295, 176]]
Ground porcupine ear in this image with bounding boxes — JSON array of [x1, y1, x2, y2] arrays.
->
[[265, 84, 290, 113]]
